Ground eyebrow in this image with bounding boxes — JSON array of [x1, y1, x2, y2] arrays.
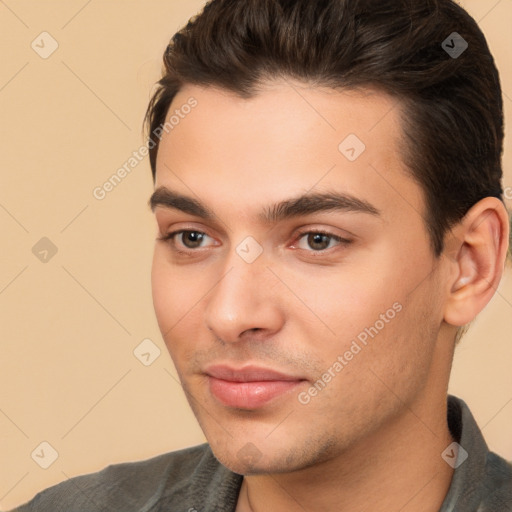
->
[[149, 187, 381, 224]]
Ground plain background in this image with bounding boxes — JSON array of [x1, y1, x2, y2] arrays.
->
[[0, 0, 511, 509]]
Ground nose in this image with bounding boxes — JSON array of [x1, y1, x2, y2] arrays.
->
[[204, 252, 285, 344]]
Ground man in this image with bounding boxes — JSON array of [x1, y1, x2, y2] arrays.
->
[[12, 0, 512, 511]]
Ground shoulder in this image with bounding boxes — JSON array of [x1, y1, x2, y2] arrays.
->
[[11, 443, 238, 512], [443, 396, 512, 511], [479, 451, 512, 511]]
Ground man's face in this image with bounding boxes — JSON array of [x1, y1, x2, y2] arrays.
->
[[150, 81, 450, 474]]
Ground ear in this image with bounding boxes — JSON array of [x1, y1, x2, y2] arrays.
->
[[443, 197, 510, 327]]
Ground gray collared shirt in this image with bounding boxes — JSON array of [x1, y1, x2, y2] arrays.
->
[[10, 395, 512, 511]]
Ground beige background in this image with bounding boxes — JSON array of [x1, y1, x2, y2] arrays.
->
[[0, 1, 511, 509]]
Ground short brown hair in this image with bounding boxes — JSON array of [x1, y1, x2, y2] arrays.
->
[[145, 0, 506, 257]]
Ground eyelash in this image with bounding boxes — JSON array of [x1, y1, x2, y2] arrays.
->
[[157, 229, 352, 257]]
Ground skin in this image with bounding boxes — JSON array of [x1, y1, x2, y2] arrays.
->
[[150, 81, 510, 512]]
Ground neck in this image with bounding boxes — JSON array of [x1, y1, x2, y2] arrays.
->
[[236, 392, 455, 512]]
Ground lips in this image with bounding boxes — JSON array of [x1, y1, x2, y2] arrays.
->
[[205, 365, 306, 409]]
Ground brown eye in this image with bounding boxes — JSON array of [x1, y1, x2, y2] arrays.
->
[[295, 231, 349, 252], [306, 233, 332, 251], [158, 229, 215, 253], [179, 231, 206, 249]]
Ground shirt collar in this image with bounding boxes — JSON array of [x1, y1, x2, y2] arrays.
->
[[440, 395, 490, 511]]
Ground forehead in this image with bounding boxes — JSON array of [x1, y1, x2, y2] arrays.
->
[[154, 81, 426, 228]]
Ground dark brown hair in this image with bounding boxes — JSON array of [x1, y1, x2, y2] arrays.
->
[[145, 0, 505, 257]]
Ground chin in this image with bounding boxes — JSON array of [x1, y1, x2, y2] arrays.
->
[[215, 451, 290, 475], [207, 434, 316, 476]]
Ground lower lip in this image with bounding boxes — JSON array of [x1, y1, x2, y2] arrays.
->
[[208, 377, 304, 409]]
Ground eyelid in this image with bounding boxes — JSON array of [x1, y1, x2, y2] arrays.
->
[[158, 229, 218, 252], [157, 225, 353, 259], [290, 228, 353, 253]]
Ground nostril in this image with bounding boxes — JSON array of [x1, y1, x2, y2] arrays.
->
[[244, 328, 262, 335]]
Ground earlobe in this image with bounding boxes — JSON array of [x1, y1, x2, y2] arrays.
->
[[443, 197, 510, 327]]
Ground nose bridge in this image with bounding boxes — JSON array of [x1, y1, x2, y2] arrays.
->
[[204, 243, 282, 342]]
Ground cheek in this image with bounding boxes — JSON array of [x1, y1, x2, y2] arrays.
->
[[151, 249, 194, 336], [340, 270, 442, 396], [151, 251, 172, 331], [300, 257, 428, 378], [292, 266, 399, 346], [151, 249, 211, 361]]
